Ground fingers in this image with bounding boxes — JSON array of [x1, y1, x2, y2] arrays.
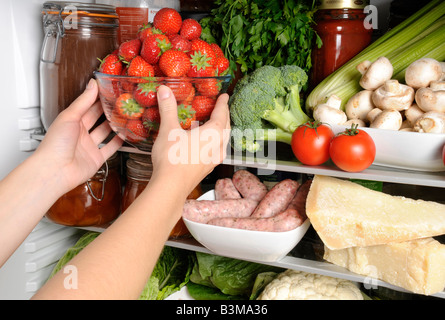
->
[[206, 93, 230, 131], [64, 79, 99, 121], [156, 85, 180, 132], [100, 134, 124, 161], [81, 100, 104, 131]]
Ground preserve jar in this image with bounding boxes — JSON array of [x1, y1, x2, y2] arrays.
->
[[46, 153, 122, 227], [122, 153, 199, 238], [40, 2, 119, 130], [309, 0, 373, 88]]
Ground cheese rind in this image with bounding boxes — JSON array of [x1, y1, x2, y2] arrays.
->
[[306, 175, 445, 249], [324, 238, 445, 295]]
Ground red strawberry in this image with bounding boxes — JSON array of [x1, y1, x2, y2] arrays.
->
[[190, 39, 216, 66], [127, 56, 155, 78], [115, 93, 144, 119], [195, 78, 220, 97], [109, 109, 128, 131], [142, 107, 161, 132], [159, 49, 191, 77], [134, 82, 159, 107], [177, 103, 196, 130], [126, 119, 149, 143], [98, 54, 123, 75], [169, 34, 192, 52], [191, 96, 216, 121], [118, 39, 142, 62], [152, 63, 165, 77], [153, 8, 182, 35], [210, 43, 225, 58], [214, 56, 230, 75], [141, 34, 171, 65], [187, 53, 216, 77], [137, 23, 162, 42], [180, 19, 202, 40], [166, 80, 194, 101]]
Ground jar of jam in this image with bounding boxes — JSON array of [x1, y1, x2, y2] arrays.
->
[[40, 2, 119, 130], [122, 153, 199, 238], [310, 0, 373, 88], [46, 153, 122, 227]]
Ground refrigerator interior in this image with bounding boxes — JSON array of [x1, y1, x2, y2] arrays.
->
[[0, 0, 396, 300]]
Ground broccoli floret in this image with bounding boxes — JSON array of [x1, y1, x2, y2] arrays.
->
[[229, 65, 310, 152]]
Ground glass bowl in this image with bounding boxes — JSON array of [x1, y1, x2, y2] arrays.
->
[[94, 71, 231, 151]]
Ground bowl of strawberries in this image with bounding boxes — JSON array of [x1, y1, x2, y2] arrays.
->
[[94, 8, 231, 152]]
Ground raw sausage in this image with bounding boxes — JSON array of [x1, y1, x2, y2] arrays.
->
[[207, 209, 304, 232], [251, 179, 300, 218], [215, 178, 241, 200], [232, 169, 268, 201], [182, 198, 258, 224], [289, 179, 312, 219]]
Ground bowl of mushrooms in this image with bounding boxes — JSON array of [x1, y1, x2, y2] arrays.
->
[[315, 57, 445, 172]]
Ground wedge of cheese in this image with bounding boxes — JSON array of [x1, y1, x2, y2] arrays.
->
[[324, 238, 445, 295], [306, 175, 445, 249]]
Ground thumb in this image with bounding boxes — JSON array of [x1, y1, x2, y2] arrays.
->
[[157, 85, 180, 131]]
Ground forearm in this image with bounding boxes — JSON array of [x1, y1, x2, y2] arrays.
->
[[33, 175, 189, 300], [0, 154, 68, 266]]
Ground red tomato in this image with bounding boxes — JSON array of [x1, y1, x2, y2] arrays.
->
[[291, 121, 334, 166], [329, 126, 376, 172]]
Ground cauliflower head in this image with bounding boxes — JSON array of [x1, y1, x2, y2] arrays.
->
[[258, 269, 363, 300]]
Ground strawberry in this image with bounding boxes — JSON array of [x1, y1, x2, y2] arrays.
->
[[153, 8, 182, 35], [190, 39, 216, 66], [127, 56, 155, 78], [115, 93, 144, 119], [98, 54, 123, 75], [180, 18, 202, 40], [210, 43, 225, 59], [214, 56, 230, 75], [169, 34, 192, 52], [191, 95, 216, 121], [118, 39, 142, 63], [137, 23, 162, 42], [166, 80, 194, 101], [142, 107, 160, 132], [187, 52, 216, 77], [195, 78, 220, 97], [152, 63, 165, 77], [177, 103, 196, 130], [134, 82, 159, 107], [159, 49, 191, 77], [109, 109, 128, 131], [126, 119, 149, 143], [141, 34, 171, 65]]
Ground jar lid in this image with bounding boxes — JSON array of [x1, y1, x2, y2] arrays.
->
[[317, 0, 369, 9], [42, 2, 119, 27], [126, 159, 153, 181]]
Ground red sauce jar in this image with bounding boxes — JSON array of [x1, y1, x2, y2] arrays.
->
[[46, 153, 122, 227], [310, 0, 373, 88]]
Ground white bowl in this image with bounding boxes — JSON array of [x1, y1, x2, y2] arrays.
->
[[183, 190, 311, 262], [330, 124, 445, 172]]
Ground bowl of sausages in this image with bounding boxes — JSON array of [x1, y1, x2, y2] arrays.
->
[[182, 170, 311, 262]]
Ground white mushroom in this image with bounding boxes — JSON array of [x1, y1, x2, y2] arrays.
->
[[440, 62, 445, 81], [404, 103, 424, 126], [344, 119, 366, 127], [369, 109, 403, 130], [357, 57, 393, 90], [415, 81, 445, 113], [366, 108, 383, 123], [413, 111, 445, 133], [400, 119, 414, 131], [372, 80, 415, 111], [313, 95, 347, 125], [345, 90, 375, 123], [405, 58, 443, 89]]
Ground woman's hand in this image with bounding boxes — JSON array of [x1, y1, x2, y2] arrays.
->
[[33, 79, 123, 192], [151, 85, 230, 196]]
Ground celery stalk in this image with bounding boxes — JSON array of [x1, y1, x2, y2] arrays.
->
[[306, 0, 445, 112]]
